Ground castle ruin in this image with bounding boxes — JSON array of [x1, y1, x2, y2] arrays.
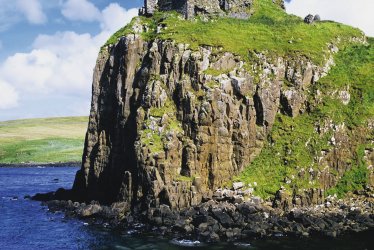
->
[[139, 0, 255, 19]]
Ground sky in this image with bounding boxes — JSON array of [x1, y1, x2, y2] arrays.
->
[[0, 0, 372, 121]]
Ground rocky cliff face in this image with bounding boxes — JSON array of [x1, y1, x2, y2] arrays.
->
[[72, 0, 372, 213]]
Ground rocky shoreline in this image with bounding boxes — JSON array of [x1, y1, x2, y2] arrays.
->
[[33, 186, 374, 243], [0, 162, 81, 168]]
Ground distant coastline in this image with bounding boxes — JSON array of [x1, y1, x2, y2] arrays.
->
[[0, 117, 87, 165], [0, 162, 81, 168]]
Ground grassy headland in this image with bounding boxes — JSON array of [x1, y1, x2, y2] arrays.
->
[[0, 117, 87, 164], [101, 0, 372, 199], [105, 0, 363, 66]]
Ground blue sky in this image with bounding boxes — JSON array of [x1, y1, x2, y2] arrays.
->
[[0, 0, 373, 121]]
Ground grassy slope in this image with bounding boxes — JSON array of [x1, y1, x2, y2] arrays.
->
[[0, 117, 87, 164], [106, 0, 363, 66], [235, 39, 374, 198]]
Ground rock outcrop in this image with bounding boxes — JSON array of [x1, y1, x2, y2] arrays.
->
[[70, 14, 354, 211], [57, 0, 373, 221]]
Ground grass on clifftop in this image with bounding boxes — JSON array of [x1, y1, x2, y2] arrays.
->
[[105, 0, 363, 66], [0, 117, 87, 164], [235, 39, 373, 199]]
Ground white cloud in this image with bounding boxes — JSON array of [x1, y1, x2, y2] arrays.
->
[[0, 32, 99, 95], [0, 80, 19, 109], [16, 0, 47, 24], [0, 3, 138, 117], [0, 0, 48, 29], [62, 0, 101, 22], [101, 3, 139, 33], [285, 0, 374, 36]]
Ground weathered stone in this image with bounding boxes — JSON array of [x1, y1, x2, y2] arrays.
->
[[273, 189, 292, 211], [232, 182, 244, 190], [304, 14, 314, 24], [314, 14, 321, 21], [77, 204, 102, 217], [211, 207, 234, 227], [140, 0, 259, 19], [338, 90, 351, 105]]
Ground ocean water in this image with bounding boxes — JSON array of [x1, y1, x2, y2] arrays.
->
[[0, 166, 372, 250]]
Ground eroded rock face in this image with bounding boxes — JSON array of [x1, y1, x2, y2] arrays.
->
[[72, 23, 331, 211]]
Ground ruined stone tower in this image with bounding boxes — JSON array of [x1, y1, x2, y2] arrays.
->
[[139, 0, 255, 19]]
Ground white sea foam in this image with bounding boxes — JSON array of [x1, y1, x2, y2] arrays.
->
[[234, 242, 252, 248], [274, 233, 284, 237], [170, 239, 202, 247]]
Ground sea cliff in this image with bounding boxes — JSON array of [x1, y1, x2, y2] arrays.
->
[[34, 0, 374, 241]]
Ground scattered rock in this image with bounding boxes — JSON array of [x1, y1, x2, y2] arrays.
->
[[304, 14, 314, 24], [232, 182, 244, 190], [77, 204, 102, 218], [314, 14, 321, 21], [39, 188, 374, 243]]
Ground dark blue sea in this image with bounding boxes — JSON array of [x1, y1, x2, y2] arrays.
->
[[0, 166, 372, 250]]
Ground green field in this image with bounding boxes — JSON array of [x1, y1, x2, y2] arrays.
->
[[0, 117, 88, 164]]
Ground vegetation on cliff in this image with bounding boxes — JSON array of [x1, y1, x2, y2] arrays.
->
[[236, 39, 374, 198]]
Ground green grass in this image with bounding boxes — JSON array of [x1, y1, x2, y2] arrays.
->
[[234, 114, 327, 199], [103, 15, 157, 48], [105, 0, 363, 66], [174, 175, 194, 182], [141, 99, 183, 153], [235, 39, 373, 199], [160, 0, 363, 65], [140, 129, 165, 153], [0, 117, 87, 164], [315, 37, 374, 126], [203, 68, 233, 76], [149, 99, 176, 118]]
